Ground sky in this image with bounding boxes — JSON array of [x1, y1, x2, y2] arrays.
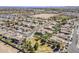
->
[[0, 0, 79, 6]]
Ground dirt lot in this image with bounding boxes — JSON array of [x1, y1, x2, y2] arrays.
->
[[0, 41, 18, 53], [32, 14, 59, 19]]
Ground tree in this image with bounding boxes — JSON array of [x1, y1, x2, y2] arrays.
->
[[53, 24, 61, 34], [0, 36, 3, 40], [34, 42, 39, 50], [21, 39, 36, 53]]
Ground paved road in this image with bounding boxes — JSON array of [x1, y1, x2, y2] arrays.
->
[[68, 21, 79, 53]]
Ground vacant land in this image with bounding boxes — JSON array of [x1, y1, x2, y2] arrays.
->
[[32, 14, 59, 19], [0, 41, 18, 53]]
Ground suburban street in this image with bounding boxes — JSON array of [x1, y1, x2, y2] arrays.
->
[[27, 20, 49, 39], [68, 21, 79, 53]]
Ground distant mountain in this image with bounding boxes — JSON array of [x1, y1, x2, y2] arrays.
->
[[60, 6, 79, 9]]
